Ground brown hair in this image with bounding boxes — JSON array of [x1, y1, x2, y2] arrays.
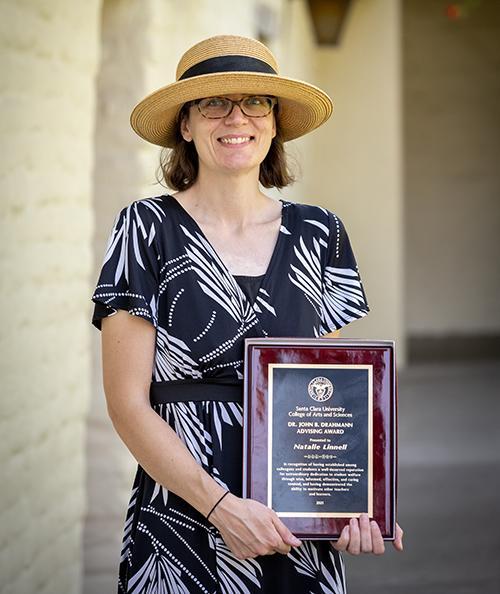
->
[[156, 102, 296, 191]]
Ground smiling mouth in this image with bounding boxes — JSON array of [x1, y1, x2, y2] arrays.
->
[[217, 136, 255, 145]]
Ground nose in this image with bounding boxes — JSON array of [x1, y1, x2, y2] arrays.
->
[[224, 103, 248, 124]]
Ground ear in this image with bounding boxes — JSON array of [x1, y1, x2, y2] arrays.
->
[[271, 112, 277, 139], [180, 114, 192, 142]]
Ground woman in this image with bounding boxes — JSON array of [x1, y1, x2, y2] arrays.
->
[[91, 35, 403, 594]]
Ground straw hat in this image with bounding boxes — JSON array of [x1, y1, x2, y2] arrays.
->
[[130, 35, 333, 148]]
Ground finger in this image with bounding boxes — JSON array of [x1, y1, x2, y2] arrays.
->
[[270, 537, 292, 556], [347, 518, 361, 555], [359, 514, 372, 553], [268, 521, 296, 555], [393, 523, 404, 551], [370, 520, 385, 555], [273, 517, 302, 547], [332, 525, 350, 551]]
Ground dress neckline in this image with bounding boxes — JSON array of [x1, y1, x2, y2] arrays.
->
[[165, 193, 287, 306], [232, 273, 266, 279]]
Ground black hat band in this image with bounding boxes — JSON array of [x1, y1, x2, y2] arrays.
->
[[179, 55, 277, 81]]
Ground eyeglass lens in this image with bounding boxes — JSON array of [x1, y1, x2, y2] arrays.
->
[[197, 96, 274, 118]]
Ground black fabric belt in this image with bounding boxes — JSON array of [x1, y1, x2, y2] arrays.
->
[[149, 378, 244, 405]]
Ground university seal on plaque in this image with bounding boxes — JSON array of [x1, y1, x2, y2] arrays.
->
[[307, 376, 334, 402]]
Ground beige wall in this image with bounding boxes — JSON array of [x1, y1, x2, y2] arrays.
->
[[275, 0, 322, 204], [0, 1, 101, 593], [311, 0, 404, 355], [404, 0, 500, 336], [86, 2, 152, 592]]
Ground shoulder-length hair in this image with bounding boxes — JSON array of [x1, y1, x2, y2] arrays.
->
[[157, 102, 296, 191]]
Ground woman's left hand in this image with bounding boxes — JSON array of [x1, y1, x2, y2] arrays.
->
[[332, 514, 404, 555]]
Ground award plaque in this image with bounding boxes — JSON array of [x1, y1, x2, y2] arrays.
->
[[242, 338, 397, 540]]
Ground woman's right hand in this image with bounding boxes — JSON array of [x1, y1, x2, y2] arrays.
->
[[209, 493, 302, 560]]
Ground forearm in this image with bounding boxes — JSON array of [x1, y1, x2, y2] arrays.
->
[[109, 401, 225, 517]]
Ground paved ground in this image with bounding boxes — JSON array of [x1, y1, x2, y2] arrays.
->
[[345, 361, 500, 594]]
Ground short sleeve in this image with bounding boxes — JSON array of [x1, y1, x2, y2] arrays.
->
[[320, 211, 370, 333], [90, 200, 161, 331]]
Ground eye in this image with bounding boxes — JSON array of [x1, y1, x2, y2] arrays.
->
[[245, 96, 265, 106], [202, 97, 227, 108]]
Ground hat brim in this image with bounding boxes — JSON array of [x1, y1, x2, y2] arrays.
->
[[130, 72, 333, 148]]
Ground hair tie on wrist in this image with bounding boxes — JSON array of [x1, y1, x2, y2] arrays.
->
[[206, 491, 230, 521]]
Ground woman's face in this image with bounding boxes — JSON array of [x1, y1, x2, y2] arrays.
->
[[180, 94, 277, 177]]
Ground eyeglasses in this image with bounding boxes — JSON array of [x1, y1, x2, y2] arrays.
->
[[192, 95, 277, 119]]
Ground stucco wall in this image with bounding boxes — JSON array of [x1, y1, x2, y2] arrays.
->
[[0, 1, 101, 593], [312, 0, 404, 355], [85, 2, 152, 592], [404, 0, 500, 336], [276, 0, 323, 205]]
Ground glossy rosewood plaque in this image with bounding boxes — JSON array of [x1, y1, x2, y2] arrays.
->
[[242, 338, 397, 540]]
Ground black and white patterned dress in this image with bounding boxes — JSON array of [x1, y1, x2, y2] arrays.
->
[[91, 194, 370, 594]]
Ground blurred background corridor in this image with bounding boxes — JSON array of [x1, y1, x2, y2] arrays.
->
[[346, 361, 500, 593]]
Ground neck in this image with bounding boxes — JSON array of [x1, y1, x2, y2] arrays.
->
[[180, 164, 270, 226]]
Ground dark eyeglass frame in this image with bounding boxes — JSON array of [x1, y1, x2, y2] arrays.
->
[[190, 95, 278, 119]]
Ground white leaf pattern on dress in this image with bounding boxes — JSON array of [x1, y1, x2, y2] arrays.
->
[[127, 547, 199, 594], [305, 218, 329, 235], [150, 481, 169, 507], [119, 486, 139, 564], [320, 265, 369, 331], [154, 326, 202, 381], [288, 235, 323, 316], [255, 288, 277, 317], [93, 198, 167, 328], [168, 401, 213, 467], [180, 224, 257, 326], [288, 542, 346, 594], [213, 535, 263, 593], [205, 401, 243, 449], [102, 198, 166, 279]]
